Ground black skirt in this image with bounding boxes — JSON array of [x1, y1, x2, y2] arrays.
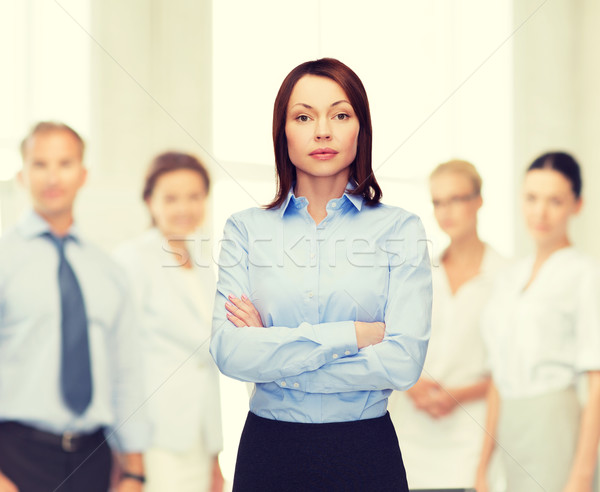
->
[[233, 411, 408, 492]]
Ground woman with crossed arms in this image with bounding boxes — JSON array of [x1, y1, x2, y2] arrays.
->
[[210, 58, 432, 492]]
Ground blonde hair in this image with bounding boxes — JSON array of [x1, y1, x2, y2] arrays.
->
[[20, 121, 85, 160], [430, 159, 482, 196]]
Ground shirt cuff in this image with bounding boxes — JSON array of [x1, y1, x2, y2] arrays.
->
[[317, 320, 358, 360], [108, 420, 151, 453], [275, 321, 358, 391]]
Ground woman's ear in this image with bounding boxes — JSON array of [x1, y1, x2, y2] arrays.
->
[[475, 194, 483, 211]]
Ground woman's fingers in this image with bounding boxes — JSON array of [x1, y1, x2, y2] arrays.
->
[[228, 295, 252, 315], [225, 302, 250, 324], [226, 312, 247, 327], [226, 294, 265, 328], [241, 294, 261, 316]]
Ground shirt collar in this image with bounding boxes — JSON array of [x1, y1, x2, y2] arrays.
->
[[279, 181, 365, 218], [16, 209, 81, 242]]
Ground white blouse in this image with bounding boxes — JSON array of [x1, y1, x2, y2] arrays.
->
[[389, 245, 506, 488], [482, 247, 600, 399], [423, 245, 506, 387], [114, 229, 223, 454]]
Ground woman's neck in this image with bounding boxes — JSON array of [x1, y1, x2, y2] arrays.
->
[[444, 231, 484, 265], [535, 236, 571, 263], [163, 234, 194, 269], [294, 171, 350, 224], [441, 231, 484, 294]]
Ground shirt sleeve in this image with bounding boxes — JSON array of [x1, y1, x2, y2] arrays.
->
[[106, 279, 151, 452], [210, 215, 359, 383], [276, 215, 432, 393], [575, 261, 600, 372]]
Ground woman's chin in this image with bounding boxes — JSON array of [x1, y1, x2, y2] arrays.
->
[[162, 227, 197, 238]]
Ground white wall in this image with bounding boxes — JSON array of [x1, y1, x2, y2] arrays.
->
[[212, 1, 514, 261], [512, 0, 600, 258], [85, 0, 214, 249], [0, 0, 91, 231]]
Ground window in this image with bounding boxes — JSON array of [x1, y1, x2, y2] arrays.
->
[[0, 0, 90, 233]]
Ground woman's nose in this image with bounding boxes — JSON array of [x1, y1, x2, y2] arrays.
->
[[314, 120, 332, 141]]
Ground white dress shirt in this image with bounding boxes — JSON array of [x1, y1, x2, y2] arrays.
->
[[114, 229, 223, 454], [390, 245, 506, 488], [0, 211, 149, 452], [482, 246, 600, 399]]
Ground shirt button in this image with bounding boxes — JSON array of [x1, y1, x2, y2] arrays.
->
[[293, 382, 299, 388], [345, 350, 351, 355], [332, 353, 339, 359], [308, 291, 314, 298], [331, 202, 337, 208], [281, 381, 287, 387]]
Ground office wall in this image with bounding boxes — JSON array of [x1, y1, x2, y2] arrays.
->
[[84, 0, 214, 249], [513, 0, 600, 258]]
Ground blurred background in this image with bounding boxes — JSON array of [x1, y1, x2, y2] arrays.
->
[[1, 0, 599, 486]]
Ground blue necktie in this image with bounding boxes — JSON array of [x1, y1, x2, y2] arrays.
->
[[46, 233, 93, 415]]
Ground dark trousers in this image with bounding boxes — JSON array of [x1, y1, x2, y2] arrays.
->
[[0, 422, 111, 492], [233, 411, 409, 492]]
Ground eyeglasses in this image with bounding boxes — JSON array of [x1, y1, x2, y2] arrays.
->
[[432, 193, 479, 209]]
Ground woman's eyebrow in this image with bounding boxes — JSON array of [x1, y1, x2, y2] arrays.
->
[[290, 100, 350, 110], [331, 100, 350, 107]]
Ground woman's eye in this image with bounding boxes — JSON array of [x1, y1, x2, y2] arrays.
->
[[335, 113, 349, 120], [296, 115, 310, 122]]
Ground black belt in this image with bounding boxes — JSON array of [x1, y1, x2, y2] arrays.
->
[[0, 421, 105, 453]]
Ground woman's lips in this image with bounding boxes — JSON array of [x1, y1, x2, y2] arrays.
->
[[309, 148, 338, 160]]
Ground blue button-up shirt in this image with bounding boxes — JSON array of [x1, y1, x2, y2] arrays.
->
[[0, 211, 149, 451], [210, 186, 432, 423]]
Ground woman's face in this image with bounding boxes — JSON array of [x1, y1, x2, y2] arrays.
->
[[285, 75, 360, 183], [430, 171, 481, 241], [523, 168, 581, 248], [146, 169, 208, 237]]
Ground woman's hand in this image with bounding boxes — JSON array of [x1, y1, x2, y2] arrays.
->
[[407, 379, 455, 418], [562, 475, 593, 492], [474, 471, 489, 492], [354, 321, 385, 349], [407, 378, 440, 408], [225, 294, 264, 327], [0, 471, 18, 492], [424, 388, 458, 418], [210, 456, 224, 492]]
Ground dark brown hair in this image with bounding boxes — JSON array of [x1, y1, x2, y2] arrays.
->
[[527, 151, 582, 199], [143, 151, 210, 201], [21, 121, 85, 159], [266, 58, 382, 209]]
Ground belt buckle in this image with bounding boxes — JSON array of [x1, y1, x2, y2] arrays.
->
[[62, 431, 75, 452]]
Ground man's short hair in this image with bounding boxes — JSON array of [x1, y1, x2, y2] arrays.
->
[[20, 121, 85, 160]]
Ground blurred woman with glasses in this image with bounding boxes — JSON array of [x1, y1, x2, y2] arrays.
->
[[390, 159, 506, 489]]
